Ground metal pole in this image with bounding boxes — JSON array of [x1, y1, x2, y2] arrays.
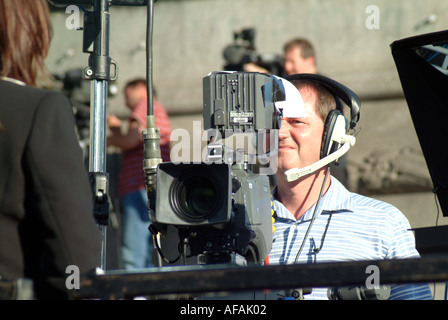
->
[[86, 0, 112, 271], [89, 80, 108, 173], [51, 0, 148, 273], [89, 78, 109, 270]]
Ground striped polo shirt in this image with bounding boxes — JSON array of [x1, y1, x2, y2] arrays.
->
[[118, 98, 171, 197], [269, 177, 433, 300]]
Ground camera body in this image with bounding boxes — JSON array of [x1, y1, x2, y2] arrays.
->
[[203, 71, 283, 133], [150, 72, 288, 266]]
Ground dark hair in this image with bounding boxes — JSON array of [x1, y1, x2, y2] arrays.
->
[[125, 78, 158, 98], [125, 78, 147, 89], [0, 0, 53, 87]]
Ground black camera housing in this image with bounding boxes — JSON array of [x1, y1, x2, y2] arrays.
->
[[153, 162, 232, 226], [222, 28, 283, 76]]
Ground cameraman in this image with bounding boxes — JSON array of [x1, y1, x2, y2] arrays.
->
[[244, 38, 317, 75], [269, 77, 433, 300]]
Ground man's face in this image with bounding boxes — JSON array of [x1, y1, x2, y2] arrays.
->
[[277, 87, 324, 174], [283, 47, 315, 75], [125, 87, 137, 110], [125, 85, 146, 110]]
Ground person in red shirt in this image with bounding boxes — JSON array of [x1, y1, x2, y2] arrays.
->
[[108, 78, 171, 269]]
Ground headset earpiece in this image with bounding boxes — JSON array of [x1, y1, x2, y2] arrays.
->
[[320, 109, 349, 159]]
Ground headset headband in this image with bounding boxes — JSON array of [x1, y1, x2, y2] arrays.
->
[[285, 73, 361, 129]]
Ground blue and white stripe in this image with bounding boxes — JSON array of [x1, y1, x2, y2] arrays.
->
[[269, 177, 433, 300]]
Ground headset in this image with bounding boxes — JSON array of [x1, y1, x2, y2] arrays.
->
[[282, 73, 361, 182]]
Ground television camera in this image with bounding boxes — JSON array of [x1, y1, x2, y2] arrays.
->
[[147, 71, 304, 267], [223, 28, 283, 76]]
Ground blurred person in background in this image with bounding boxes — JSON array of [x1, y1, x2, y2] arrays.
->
[[107, 78, 171, 270], [244, 37, 317, 75]]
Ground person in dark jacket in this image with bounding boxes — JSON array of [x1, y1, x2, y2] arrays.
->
[[0, 0, 101, 299]]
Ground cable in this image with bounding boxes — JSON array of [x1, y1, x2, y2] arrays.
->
[[312, 212, 334, 254], [146, 0, 154, 117], [152, 234, 181, 264], [445, 280, 448, 300], [293, 166, 331, 264], [434, 192, 441, 227]]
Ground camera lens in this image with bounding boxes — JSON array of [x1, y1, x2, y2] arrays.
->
[[171, 173, 221, 223]]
